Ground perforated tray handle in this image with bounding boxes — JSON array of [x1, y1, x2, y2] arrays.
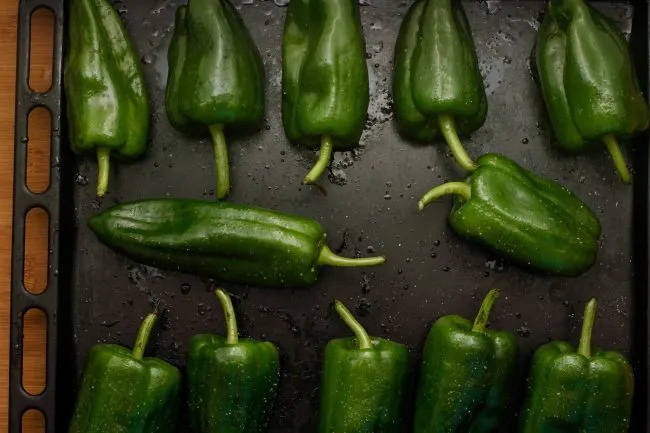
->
[[10, 0, 64, 432]]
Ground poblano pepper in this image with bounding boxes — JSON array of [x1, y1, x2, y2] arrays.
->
[[166, 0, 265, 199], [188, 289, 280, 433], [418, 153, 601, 276], [535, 0, 650, 184], [65, 0, 149, 197], [414, 289, 518, 433], [88, 198, 386, 288], [68, 312, 182, 432], [393, 0, 487, 171], [520, 298, 634, 432], [319, 301, 410, 433], [282, 0, 369, 184]]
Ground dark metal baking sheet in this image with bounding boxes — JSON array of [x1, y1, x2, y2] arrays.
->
[[10, 0, 650, 432]]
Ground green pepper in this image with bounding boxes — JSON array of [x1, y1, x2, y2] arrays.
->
[[414, 289, 518, 433], [188, 289, 280, 433], [418, 153, 601, 276], [393, 0, 487, 171], [88, 198, 385, 288], [535, 0, 650, 184], [68, 312, 181, 432], [282, 0, 369, 184], [520, 298, 634, 432], [64, 0, 149, 197], [319, 301, 410, 433], [166, 0, 265, 199]]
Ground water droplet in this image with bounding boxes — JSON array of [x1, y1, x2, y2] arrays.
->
[[433, 240, 441, 246], [384, 194, 391, 200], [503, 56, 512, 64], [141, 55, 153, 65], [356, 299, 372, 316], [373, 42, 384, 53], [521, 137, 529, 144], [366, 246, 375, 253], [360, 273, 371, 293], [198, 303, 208, 315], [516, 325, 531, 337], [442, 266, 450, 272], [579, 175, 586, 183], [153, 161, 160, 168], [242, 0, 253, 4], [180, 283, 191, 295], [273, 0, 290, 6], [359, 0, 371, 5], [430, 252, 437, 259], [20, 136, 28, 143], [370, 22, 383, 31], [75, 173, 88, 186]]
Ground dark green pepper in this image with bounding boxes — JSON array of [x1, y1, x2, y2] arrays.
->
[[166, 0, 265, 199], [188, 289, 280, 433], [319, 301, 410, 433], [65, 0, 149, 197], [520, 298, 634, 432], [88, 198, 385, 288], [68, 312, 181, 432], [535, 0, 650, 183], [418, 153, 601, 276], [393, 0, 487, 171], [282, 0, 369, 184], [414, 289, 518, 433]]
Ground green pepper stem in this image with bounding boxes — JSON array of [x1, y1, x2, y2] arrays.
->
[[334, 300, 372, 350], [209, 124, 230, 199], [216, 289, 238, 345], [304, 135, 333, 185], [472, 288, 500, 332], [578, 298, 597, 358], [438, 115, 478, 172], [132, 312, 158, 360], [96, 148, 110, 198], [317, 244, 386, 268], [418, 182, 471, 211], [603, 135, 631, 184]]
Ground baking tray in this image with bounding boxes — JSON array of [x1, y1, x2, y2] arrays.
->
[[9, 0, 650, 432]]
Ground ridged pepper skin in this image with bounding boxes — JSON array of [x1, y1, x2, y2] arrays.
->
[[166, 0, 265, 199], [282, 0, 369, 184], [418, 153, 601, 276], [88, 199, 385, 288], [319, 301, 410, 433], [414, 289, 517, 433], [188, 289, 280, 433], [68, 313, 181, 432], [520, 298, 634, 432], [393, 0, 487, 171], [535, 0, 649, 184], [64, 0, 149, 197]]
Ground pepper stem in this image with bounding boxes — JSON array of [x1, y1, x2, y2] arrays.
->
[[209, 124, 230, 199], [438, 115, 478, 172], [418, 182, 471, 211], [472, 288, 500, 332], [578, 298, 597, 358], [304, 135, 333, 185], [334, 300, 372, 350], [132, 312, 158, 360], [317, 244, 386, 268], [603, 135, 631, 184], [216, 289, 238, 345], [96, 148, 110, 198]]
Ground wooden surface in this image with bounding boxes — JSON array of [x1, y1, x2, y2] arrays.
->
[[1, 0, 53, 431]]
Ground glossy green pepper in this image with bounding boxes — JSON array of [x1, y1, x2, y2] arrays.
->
[[188, 289, 280, 433], [418, 153, 601, 276], [68, 312, 182, 432], [64, 0, 149, 197], [282, 0, 369, 184], [393, 0, 487, 171], [166, 0, 265, 199], [414, 289, 518, 433], [319, 301, 410, 433], [88, 198, 385, 288], [535, 0, 650, 184], [520, 298, 634, 432]]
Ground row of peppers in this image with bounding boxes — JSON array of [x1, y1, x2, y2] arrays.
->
[[68, 289, 634, 432]]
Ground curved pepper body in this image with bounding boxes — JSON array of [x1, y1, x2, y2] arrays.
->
[[64, 0, 149, 196], [393, 0, 487, 143], [68, 314, 182, 433], [536, 0, 649, 182], [414, 290, 517, 433], [282, 0, 369, 150], [520, 299, 634, 433], [166, 0, 264, 131], [188, 335, 280, 433], [437, 154, 601, 276], [88, 199, 385, 287]]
